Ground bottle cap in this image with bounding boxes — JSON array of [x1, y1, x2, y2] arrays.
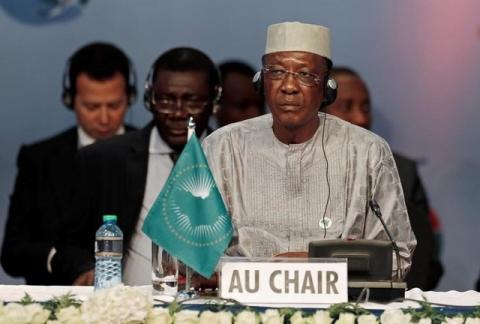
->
[[103, 214, 117, 223]]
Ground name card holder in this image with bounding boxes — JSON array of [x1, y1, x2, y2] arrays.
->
[[219, 256, 348, 305]]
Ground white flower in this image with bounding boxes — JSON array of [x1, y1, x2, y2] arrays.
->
[[442, 317, 465, 324], [290, 311, 313, 324], [260, 309, 283, 324], [0, 302, 51, 324], [174, 310, 200, 324], [418, 319, 432, 324], [465, 318, 480, 324], [335, 313, 355, 324], [81, 285, 151, 324], [312, 310, 332, 324], [47, 321, 62, 324], [56, 305, 84, 324], [380, 309, 412, 324], [235, 310, 258, 324], [199, 311, 232, 324], [358, 314, 378, 324], [146, 308, 172, 324]]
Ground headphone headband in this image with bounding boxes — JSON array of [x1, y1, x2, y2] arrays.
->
[[61, 55, 137, 110], [143, 65, 222, 111]]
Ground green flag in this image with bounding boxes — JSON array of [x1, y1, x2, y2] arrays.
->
[[142, 134, 233, 278]]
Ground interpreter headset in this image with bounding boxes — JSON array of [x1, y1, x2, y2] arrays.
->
[[61, 55, 138, 110], [143, 64, 222, 112], [252, 65, 337, 109]]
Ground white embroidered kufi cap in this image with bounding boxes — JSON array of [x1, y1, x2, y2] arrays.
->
[[265, 21, 331, 61]]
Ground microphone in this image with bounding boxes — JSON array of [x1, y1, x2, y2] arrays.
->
[[369, 199, 403, 282]]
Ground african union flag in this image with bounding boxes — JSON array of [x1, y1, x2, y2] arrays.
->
[[142, 134, 233, 278]]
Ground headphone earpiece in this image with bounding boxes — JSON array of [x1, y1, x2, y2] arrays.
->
[[61, 87, 73, 109], [211, 85, 222, 115], [320, 76, 337, 109], [61, 59, 74, 110], [143, 68, 154, 111], [252, 71, 264, 95], [126, 67, 138, 106]]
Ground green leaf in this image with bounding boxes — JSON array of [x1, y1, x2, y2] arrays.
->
[[19, 293, 34, 305], [42, 292, 82, 320], [327, 303, 370, 319]]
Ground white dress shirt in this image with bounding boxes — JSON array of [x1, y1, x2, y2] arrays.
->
[[123, 127, 174, 285]]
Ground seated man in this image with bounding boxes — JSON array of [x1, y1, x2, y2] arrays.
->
[[52, 47, 220, 285], [203, 22, 416, 279], [215, 60, 265, 127], [1, 42, 137, 285], [323, 66, 443, 289]]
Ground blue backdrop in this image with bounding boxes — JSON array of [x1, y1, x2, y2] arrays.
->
[[1, 0, 479, 291]]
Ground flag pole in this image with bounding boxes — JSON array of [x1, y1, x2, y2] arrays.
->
[[184, 116, 195, 292]]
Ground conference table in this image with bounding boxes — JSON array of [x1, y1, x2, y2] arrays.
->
[[0, 284, 479, 323]]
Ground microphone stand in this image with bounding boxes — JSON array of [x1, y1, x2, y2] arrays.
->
[[369, 199, 403, 282]]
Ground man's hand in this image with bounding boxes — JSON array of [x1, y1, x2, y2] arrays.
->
[[73, 269, 94, 286]]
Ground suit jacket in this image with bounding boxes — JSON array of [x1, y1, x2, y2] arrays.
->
[[1, 125, 136, 285], [52, 124, 153, 284], [393, 152, 442, 290]]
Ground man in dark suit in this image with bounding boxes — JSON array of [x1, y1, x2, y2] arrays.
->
[[1, 42, 137, 285], [52, 47, 220, 286], [324, 66, 443, 290]]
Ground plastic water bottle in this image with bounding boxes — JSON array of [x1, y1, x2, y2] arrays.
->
[[94, 214, 123, 290]]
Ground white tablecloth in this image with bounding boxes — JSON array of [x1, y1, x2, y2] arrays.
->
[[0, 285, 479, 309]]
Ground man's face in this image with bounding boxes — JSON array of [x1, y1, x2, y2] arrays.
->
[[324, 73, 371, 129], [263, 51, 326, 141], [217, 72, 263, 127], [152, 70, 212, 151], [74, 72, 128, 140]]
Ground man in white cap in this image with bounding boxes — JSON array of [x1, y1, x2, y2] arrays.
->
[[203, 22, 416, 278]]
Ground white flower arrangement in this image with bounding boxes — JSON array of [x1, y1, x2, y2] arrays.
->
[[442, 317, 467, 324], [174, 309, 200, 324], [146, 307, 172, 324], [335, 313, 356, 324], [54, 305, 83, 324], [465, 318, 480, 324], [80, 285, 151, 324], [199, 310, 232, 324], [312, 310, 332, 324], [0, 302, 50, 324], [357, 314, 378, 324], [380, 309, 413, 324], [234, 310, 258, 324], [1, 285, 479, 324], [259, 309, 283, 324]]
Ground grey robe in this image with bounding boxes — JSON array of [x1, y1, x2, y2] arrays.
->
[[203, 113, 416, 278]]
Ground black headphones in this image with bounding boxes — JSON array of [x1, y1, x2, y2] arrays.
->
[[143, 65, 222, 112], [252, 69, 337, 109], [61, 57, 138, 110]]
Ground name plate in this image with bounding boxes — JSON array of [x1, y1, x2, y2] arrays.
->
[[219, 257, 348, 305]]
